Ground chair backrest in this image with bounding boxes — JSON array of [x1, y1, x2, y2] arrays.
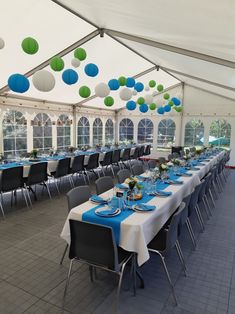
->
[[117, 169, 131, 183], [95, 176, 114, 195], [148, 159, 157, 169], [180, 194, 191, 227], [86, 153, 99, 170], [54, 158, 70, 178], [26, 162, 48, 186], [144, 145, 151, 156], [188, 182, 203, 216], [166, 202, 185, 250], [131, 164, 144, 176], [101, 151, 113, 166], [69, 220, 119, 270], [198, 179, 207, 201], [205, 172, 212, 193], [1, 166, 24, 192], [112, 149, 121, 163], [66, 185, 91, 211], [172, 152, 179, 158], [131, 147, 139, 159], [139, 145, 146, 157], [168, 154, 173, 161], [122, 148, 131, 161], [71, 155, 84, 173], [158, 157, 166, 164]]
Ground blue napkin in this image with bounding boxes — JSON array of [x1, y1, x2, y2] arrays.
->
[[137, 175, 147, 180], [116, 183, 128, 190], [90, 195, 108, 204], [164, 179, 183, 185], [134, 203, 156, 211], [176, 172, 192, 177], [155, 190, 172, 197]]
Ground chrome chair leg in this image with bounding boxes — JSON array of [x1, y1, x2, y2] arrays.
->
[[209, 188, 216, 207], [63, 259, 74, 309], [25, 186, 33, 208], [116, 259, 129, 313], [60, 244, 69, 265], [186, 219, 197, 249], [0, 199, 5, 219], [110, 165, 115, 178], [55, 180, 60, 195], [202, 198, 210, 219], [195, 205, 205, 232], [44, 182, 52, 199], [204, 195, 212, 216], [175, 240, 187, 276], [21, 188, 30, 209]]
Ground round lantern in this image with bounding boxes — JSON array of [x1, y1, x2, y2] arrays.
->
[[134, 82, 144, 92], [175, 106, 182, 112], [163, 93, 170, 100], [62, 69, 78, 85], [71, 58, 80, 68], [0, 38, 5, 49], [132, 90, 138, 96], [21, 37, 39, 54], [119, 88, 132, 101], [157, 84, 164, 92], [145, 86, 150, 91], [118, 76, 126, 86], [104, 96, 114, 107], [50, 56, 64, 71], [79, 86, 91, 98], [108, 79, 120, 90], [32, 70, 55, 92], [139, 103, 148, 113], [74, 47, 87, 61], [149, 80, 156, 88], [84, 63, 99, 77], [8, 74, 30, 93], [172, 97, 181, 106], [126, 100, 136, 111], [126, 77, 135, 88], [144, 94, 153, 105], [168, 100, 174, 107], [164, 104, 171, 112], [137, 97, 145, 105], [149, 103, 156, 110], [95, 82, 110, 98], [157, 107, 165, 114]]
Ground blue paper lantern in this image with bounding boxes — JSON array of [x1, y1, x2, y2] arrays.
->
[[134, 82, 144, 92], [139, 103, 148, 113], [171, 97, 181, 106], [164, 104, 171, 112], [126, 77, 135, 88], [8, 74, 30, 93], [157, 107, 165, 115], [84, 63, 99, 77], [108, 79, 120, 90], [126, 100, 136, 111], [62, 69, 78, 85]]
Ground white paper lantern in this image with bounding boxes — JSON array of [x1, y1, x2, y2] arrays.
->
[[144, 94, 153, 104], [32, 70, 55, 92], [119, 87, 132, 101], [95, 82, 110, 98], [145, 86, 150, 91], [0, 38, 5, 49], [132, 90, 137, 96], [71, 58, 80, 68]]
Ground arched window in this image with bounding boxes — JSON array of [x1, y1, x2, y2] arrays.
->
[[105, 119, 114, 144], [209, 119, 231, 147], [3, 110, 27, 157], [57, 114, 71, 150], [119, 118, 134, 142], [33, 113, 52, 152], [157, 119, 176, 147], [138, 119, 153, 144], [93, 118, 103, 146], [184, 119, 204, 146], [77, 117, 90, 148]]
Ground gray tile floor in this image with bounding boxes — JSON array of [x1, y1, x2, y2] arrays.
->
[[0, 168, 235, 313]]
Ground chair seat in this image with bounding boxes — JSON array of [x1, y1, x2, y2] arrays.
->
[[147, 229, 167, 252]]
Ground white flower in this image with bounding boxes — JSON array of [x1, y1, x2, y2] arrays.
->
[[161, 164, 167, 169]]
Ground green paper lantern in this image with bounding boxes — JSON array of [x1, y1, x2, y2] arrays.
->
[[21, 37, 39, 55], [104, 96, 114, 107], [168, 100, 174, 106], [137, 97, 145, 105], [74, 47, 87, 61], [163, 93, 170, 100], [79, 86, 91, 98], [118, 76, 127, 86], [149, 103, 156, 110], [157, 84, 164, 92], [149, 80, 156, 88], [50, 56, 64, 71], [175, 106, 182, 112]]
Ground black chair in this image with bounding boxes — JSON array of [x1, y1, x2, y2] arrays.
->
[[131, 164, 144, 176], [50, 158, 72, 194], [63, 220, 135, 312], [120, 148, 131, 169], [70, 155, 86, 185], [117, 169, 131, 184], [95, 176, 114, 195], [131, 147, 139, 161], [147, 203, 186, 305], [172, 152, 179, 158], [168, 154, 173, 161], [24, 162, 51, 206], [0, 166, 28, 217], [100, 151, 113, 176], [188, 182, 205, 232], [148, 159, 157, 169], [60, 185, 91, 265], [112, 149, 121, 168], [143, 145, 150, 156], [198, 176, 212, 219], [158, 157, 166, 164], [84, 153, 100, 184]]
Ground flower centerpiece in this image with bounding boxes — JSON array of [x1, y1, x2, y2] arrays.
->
[[30, 149, 38, 159], [159, 163, 169, 174], [68, 146, 75, 153], [124, 177, 142, 200], [172, 158, 181, 166]]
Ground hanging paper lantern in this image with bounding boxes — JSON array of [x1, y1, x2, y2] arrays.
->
[[118, 76, 127, 86], [134, 82, 144, 92], [108, 79, 120, 90], [84, 63, 99, 77], [172, 97, 181, 106], [119, 87, 132, 101], [144, 94, 153, 105], [133, 90, 137, 96], [137, 97, 145, 105], [126, 100, 136, 111], [157, 107, 165, 115], [149, 80, 156, 88], [149, 103, 156, 110], [21, 37, 39, 55], [71, 58, 80, 68], [0, 38, 5, 49], [145, 86, 150, 91], [32, 70, 55, 92], [62, 69, 78, 85], [95, 82, 110, 98], [157, 84, 164, 92], [175, 106, 182, 112], [126, 77, 135, 88], [163, 93, 170, 100], [139, 103, 148, 113], [8, 73, 30, 93], [79, 86, 91, 98], [74, 47, 87, 61], [164, 104, 171, 112], [50, 56, 64, 72], [104, 96, 114, 107], [168, 100, 174, 107]]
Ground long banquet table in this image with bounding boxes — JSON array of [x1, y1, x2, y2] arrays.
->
[[60, 151, 224, 266]]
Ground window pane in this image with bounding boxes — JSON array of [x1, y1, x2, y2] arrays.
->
[[184, 119, 204, 146], [157, 119, 176, 147]]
